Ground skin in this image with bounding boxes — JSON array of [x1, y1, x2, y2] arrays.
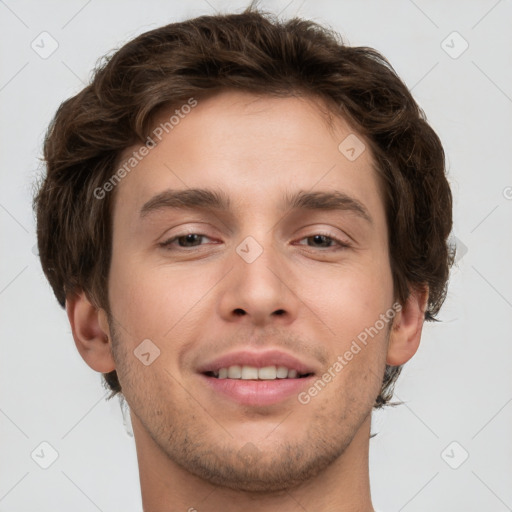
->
[[67, 90, 428, 511]]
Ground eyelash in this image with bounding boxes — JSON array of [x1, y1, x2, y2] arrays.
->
[[159, 232, 351, 251]]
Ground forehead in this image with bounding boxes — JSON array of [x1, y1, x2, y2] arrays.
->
[[111, 90, 385, 226], [149, 90, 355, 153]]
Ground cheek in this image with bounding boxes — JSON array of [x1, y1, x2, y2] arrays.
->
[[306, 265, 393, 398], [108, 257, 219, 343], [299, 259, 393, 340]]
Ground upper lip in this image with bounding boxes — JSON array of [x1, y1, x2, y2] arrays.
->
[[197, 349, 318, 375]]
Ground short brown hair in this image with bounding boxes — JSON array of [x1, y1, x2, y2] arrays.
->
[[34, 5, 454, 407]]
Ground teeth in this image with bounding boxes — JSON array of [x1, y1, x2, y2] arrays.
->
[[241, 365, 259, 379], [214, 365, 304, 380], [276, 366, 289, 378], [258, 366, 277, 379], [227, 365, 242, 378]]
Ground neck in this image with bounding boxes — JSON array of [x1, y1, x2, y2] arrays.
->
[[132, 412, 376, 512]]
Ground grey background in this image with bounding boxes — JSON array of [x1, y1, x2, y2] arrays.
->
[[1, 0, 511, 510]]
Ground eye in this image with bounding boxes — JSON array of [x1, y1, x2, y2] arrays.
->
[[158, 232, 351, 252], [159, 233, 214, 249], [296, 233, 351, 250]]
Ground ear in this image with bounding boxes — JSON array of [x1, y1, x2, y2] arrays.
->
[[386, 285, 429, 366], [66, 291, 116, 373]]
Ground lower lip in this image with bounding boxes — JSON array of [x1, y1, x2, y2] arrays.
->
[[199, 374, 315, 406]]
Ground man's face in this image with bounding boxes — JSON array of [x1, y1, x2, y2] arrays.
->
[[106, 90, 395, 491]]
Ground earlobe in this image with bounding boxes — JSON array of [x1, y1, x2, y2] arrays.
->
[[386, 286, 429, 366], [66, 291, 116, 373]]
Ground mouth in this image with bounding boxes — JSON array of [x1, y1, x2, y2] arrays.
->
[[203, 365, 314, 380], [197, 350, 318, 406]]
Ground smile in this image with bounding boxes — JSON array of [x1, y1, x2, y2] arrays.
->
[[205, 364, 313, 380]]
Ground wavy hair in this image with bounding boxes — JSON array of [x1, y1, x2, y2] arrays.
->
[[34, 5, 454, 408]]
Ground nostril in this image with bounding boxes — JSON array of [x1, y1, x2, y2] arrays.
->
[[233, 309, 246, 316]]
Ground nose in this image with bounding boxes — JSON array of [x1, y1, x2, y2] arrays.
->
[[216, 236, 300, 328]]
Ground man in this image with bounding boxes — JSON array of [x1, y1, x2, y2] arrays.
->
[[34, 5, 453, 511]]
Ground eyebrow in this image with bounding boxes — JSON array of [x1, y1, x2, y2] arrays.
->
[[140, 188, 373, 224]]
